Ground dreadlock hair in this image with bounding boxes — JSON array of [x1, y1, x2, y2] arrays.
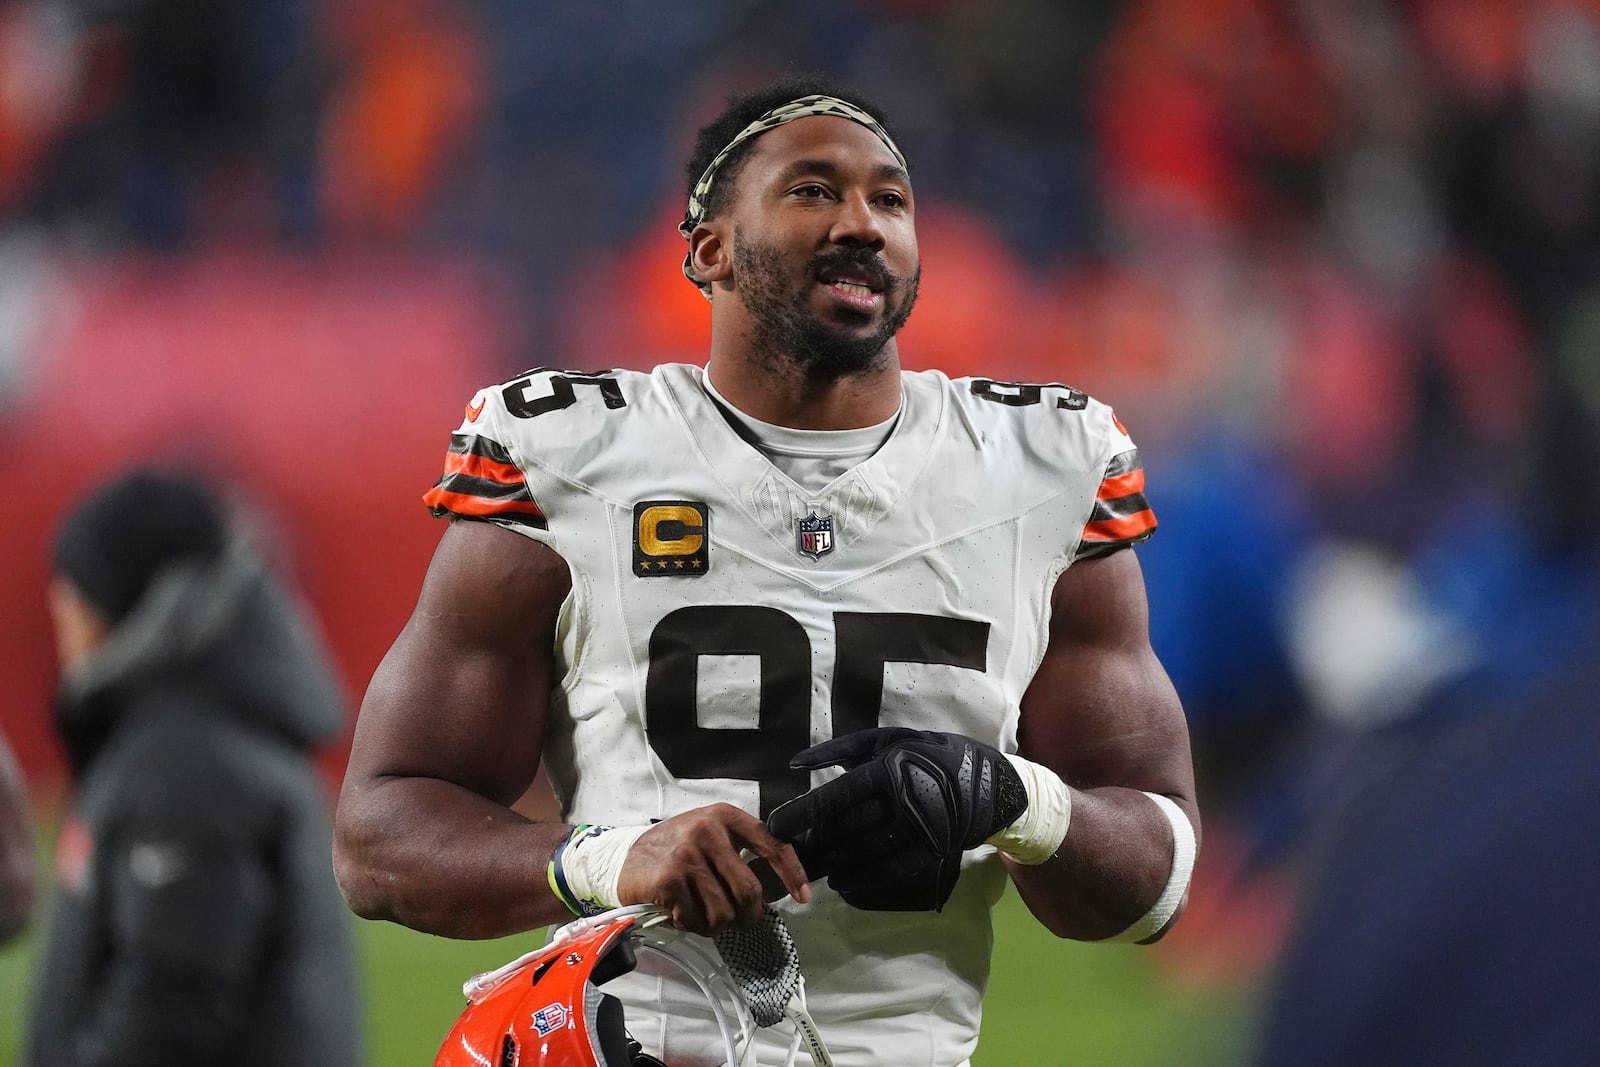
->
[[683, 76, 901, 223]]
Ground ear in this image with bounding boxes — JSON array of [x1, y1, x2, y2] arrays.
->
[[688, 223, 733, 288], [48, 575, 111, 670]]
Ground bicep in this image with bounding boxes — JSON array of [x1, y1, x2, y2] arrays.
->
[[1020, 549, 1196, 823], [342, 519, 571, 808]]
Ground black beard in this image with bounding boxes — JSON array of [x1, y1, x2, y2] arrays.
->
[[732, 229, 920, 382]]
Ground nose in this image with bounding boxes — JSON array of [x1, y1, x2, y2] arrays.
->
[[828, 192, 886, 251]]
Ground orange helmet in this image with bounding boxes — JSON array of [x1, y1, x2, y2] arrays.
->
[[433, 906, 833, 1067]]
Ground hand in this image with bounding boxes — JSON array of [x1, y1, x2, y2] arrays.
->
[[766, 728, 1027, 912], [616, 803, 810, 934]]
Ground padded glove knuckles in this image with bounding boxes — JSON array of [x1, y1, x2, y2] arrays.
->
[[767, 728, 1028, 913]]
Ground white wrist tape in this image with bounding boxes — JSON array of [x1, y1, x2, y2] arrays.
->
[[555, 824, 650, 913], [1105, 791, 1197, 943], [985, 754, 1073, 865]]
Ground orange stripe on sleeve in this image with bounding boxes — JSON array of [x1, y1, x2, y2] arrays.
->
[[442, 449, 526, 486], [1081, 509, 1157, 543], [1097, 467, 1146, 501], [422, 487, 545, 520]]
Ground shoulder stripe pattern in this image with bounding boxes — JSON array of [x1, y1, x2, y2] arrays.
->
[[1074, 448, 1156, 561], [422, 433, 547, 529]]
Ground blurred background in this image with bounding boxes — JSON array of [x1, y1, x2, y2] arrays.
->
[[3, 0, 1599, 1063]]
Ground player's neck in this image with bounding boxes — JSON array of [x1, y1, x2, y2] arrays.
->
[[705, 342, 903, 430]]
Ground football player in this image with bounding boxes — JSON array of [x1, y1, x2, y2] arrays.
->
[[335, 76, 1199, 1067]]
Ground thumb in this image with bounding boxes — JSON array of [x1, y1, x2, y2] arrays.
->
[[788, 727, 919, 771], [765, 793, 813, 845]]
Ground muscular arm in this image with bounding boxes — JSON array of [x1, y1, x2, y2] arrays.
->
[[1009, 548, 1199, 941], [333, 519, 807, 939], [333, 519, 575, 938]]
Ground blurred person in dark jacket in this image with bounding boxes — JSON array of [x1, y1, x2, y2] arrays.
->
[[1, 728, 34, 945], [23, 468, 364, 1067]]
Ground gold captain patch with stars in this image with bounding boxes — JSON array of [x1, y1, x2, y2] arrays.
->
[[633, 501, 710, 577]]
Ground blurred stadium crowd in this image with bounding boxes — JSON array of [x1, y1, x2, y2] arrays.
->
[[3, 0, 1600, 1058]]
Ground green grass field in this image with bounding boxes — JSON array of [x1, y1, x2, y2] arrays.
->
[[1, 883, 1252, 1065]]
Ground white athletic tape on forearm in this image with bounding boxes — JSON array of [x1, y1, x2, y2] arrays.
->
[[562, 824, 651, 911], [986, 754, 1073, 865], [1105, 791, 1196, 943]]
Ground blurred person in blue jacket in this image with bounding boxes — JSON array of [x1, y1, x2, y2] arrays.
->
[[1255, 386, 1600, 1065], [23, 469, 364, 1067]]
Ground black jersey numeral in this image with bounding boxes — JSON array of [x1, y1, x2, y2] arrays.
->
[[645, 608, 989, 817], [970, 378, 1087, 410], [646, 606, 813, 817], [503, 370, 627, 419]]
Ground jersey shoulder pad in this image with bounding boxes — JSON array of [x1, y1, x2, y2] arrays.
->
[[940, 372, 1123, 473], [938, 373, 1156, 558], [421, 366, 657, 529]]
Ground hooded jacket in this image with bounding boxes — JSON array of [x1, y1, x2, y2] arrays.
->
[[25, 541, 365, 1066]]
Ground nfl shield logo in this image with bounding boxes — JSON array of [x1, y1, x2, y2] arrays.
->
[[797, 511, 834, 559], [531, 1002, 568, 1036]]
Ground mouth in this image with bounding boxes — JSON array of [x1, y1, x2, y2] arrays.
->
[[828, 280, 875, 297], [817, 266, 885, 293], [815, 263, 888, 313]]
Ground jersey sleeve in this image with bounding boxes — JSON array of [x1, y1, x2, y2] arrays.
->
[[1071, 413, 1157, 562], [421, 389, 547, 532]]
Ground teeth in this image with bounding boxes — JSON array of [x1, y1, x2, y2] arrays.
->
[[831, 281, 873, 297]]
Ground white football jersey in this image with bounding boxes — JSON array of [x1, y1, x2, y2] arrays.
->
[[425, 363, 1155, 1067]]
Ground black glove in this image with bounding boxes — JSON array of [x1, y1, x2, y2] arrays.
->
[[767, 728, 1028, 912]]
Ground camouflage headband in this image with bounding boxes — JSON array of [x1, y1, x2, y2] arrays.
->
[[678, 94, 908, 300]]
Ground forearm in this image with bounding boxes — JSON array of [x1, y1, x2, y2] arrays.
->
[[334, 775, 574, 938], [1005, 784, 1196, 942]]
